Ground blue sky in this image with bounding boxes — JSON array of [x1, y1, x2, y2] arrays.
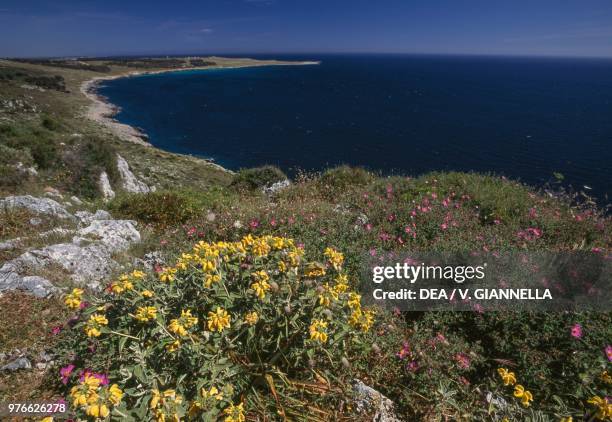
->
[[1, 0, 611, 58]]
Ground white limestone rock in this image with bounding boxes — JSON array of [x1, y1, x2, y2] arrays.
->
[[99, 171, 115, 201], [352, 379, 402, 422], [262, 179, 291, 196], [0, 195, 74, 220], [116, 154, 151, 193], [76, 219, 140, 251]]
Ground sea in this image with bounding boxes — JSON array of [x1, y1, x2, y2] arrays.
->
[[98, 54, 612, 200]]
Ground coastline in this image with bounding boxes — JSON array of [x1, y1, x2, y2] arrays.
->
[[80, 60, 320, 151]]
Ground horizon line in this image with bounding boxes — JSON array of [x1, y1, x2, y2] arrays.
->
[[3, 51, 612, 61]]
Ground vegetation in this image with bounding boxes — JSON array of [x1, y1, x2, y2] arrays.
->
[[0, 58, 610, 421]]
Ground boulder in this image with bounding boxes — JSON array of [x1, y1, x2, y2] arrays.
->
[[262, 179, 291, 196], [76, 219, 140, 251], [75, 209, 112, 226], [0, 357, 32, 372], [0, 195, 74, 220], [352, 379, 402, 422]]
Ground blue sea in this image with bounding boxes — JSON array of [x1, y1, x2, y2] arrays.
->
[[99, 54, 612, 199]]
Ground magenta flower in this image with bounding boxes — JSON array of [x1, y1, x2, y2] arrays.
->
[[406, 360, 419, 372], [570, 323, 583, 339], [396, 342, 410, 360], [59, 364, 75, 385], [455, 353, 471, 369], [51, 325, 62, 335], [605, 345, 612, 362]]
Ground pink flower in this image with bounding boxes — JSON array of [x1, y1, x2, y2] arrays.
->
[[455, 353, 471, 369], [570, 323, 583, 339], [269, 218, 277, 227], [528, 208, 538, 218], [249, 219, 260, 229], [605, 345, 612, 362], [51, 325, 62, 335], [406, 360, 419, 372], [59, 364, 75, 385], [396, 342, 410, 360], [440, 223, 448, 230], [186, 227, 196, 237], [160, 239, 168, 246], [365, 223, 372, 231]]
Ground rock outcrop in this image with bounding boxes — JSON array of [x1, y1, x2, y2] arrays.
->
[[0, 196, 141, 294], [116, 154, 152, 193], [0, 195, 74, 220], [99, 171, 115, 200]]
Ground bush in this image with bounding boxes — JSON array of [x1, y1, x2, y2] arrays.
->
[[42, 115, 60, 131], [108, 191, 201, 228], [0, 144, 34, 166], [0, 164, 24, 190], [318, 166, 375, 191], [55, 236, 375, 420], [231, 166, 287, 191], [60, 139, 117, 198]]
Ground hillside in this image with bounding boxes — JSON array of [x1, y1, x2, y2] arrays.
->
[[0, 58, 610, 421]]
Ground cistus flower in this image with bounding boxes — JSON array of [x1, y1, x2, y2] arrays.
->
[[59, 364, 75, 385], [570, 323, 583, 339], [605, 345, 612, 362]]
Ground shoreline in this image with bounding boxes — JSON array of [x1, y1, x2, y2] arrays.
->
[[80, 59, 320, 161]]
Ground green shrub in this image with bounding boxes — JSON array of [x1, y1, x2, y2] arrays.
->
[[108, 191, 201, 228], [231, 166, 287, 191], [55, 237, 374, 420], [41, 115, 60, 131], [318, 166, 375, 191], [0, 164, 24, 190], [60, 139, 118, 198], [0, 144, 34, 166]]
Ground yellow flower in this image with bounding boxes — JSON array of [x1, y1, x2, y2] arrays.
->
[[207, 307, 231, 332], [109, 384, 123, 405], [85, 313, 108, 337], [168, 309, 198, 336], [201, 386, 223, 401], [64, 288, 84, 309], [41, 418, 54, 422], [560, 417, 573, 422], [251, 278, 271, 300], [166, 339, 181, 352], [347, 292, 362, 310], [587, 396, 612, 420], [318, 283, 339, 307], [132, 270, 145, 279], [278, 260, 287, 273], [305, 263, 326, 278], [497, 368, 517, 386], [159, 267, 177, 283], [223, 402, 245, 422], [142, 290, 154, 298], [513, 384, 533, 407], [204, 273, 221, 288], [86, 403, 110, 418], [244, 311, 259, 326], [134, 306, 157, 322], [349, 309, 375, 332], [601, 370, 612, 384], [252, 238, 271, 257], [324, 247, 344, 270], [309, 319, 328, 343]]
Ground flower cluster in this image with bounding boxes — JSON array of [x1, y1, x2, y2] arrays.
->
[[70, 373, 123, 418], [59, 235, 374, 420], [497, 368, 533, 407], [587, 396, 611, 420]]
